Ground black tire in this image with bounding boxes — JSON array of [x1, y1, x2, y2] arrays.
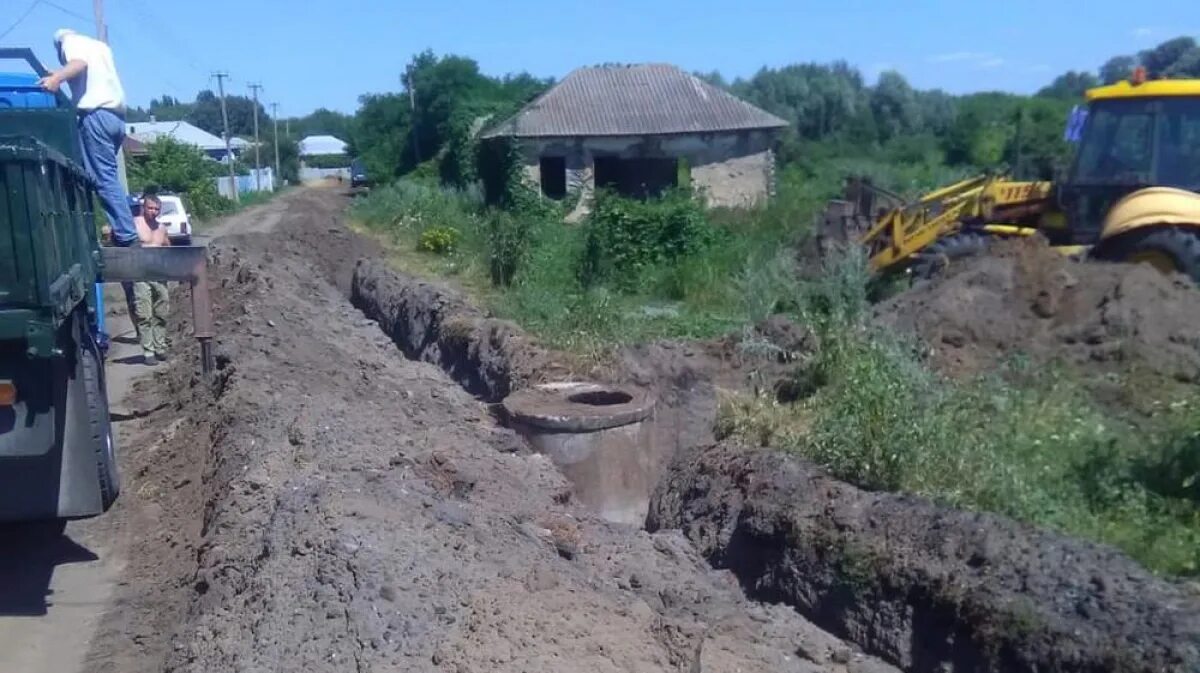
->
[[910, 231, 992, 280], [77, 312, 120, 510], [1096, 226, 1200, 285]]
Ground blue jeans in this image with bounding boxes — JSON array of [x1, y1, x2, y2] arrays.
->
[[79, 108, 136, 245]]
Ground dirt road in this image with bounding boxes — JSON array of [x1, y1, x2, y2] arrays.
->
[[0, 187, 896, 673]]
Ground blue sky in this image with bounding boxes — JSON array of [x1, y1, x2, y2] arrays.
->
[[4, 0, 1198, 117]]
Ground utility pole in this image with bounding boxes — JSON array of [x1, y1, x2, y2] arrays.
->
[[271, 103, 281, 190], [93, 0, 108, 43], [213, 71, 239, 203], [249, 83, 263, 192], [405, 65, 421, 165]]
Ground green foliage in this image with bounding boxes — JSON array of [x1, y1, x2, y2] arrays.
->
[[1037, 71, 1101, 99], [126, 137, 233, 219], [714, 248, 1200, 576], [302, 153, 351, 169], [351, 50, 551, 183], [579, 189, 715, 291], [486, 210, 534, 286], [417, 226, 461, 254]]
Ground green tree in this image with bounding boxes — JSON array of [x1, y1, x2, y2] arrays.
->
[[1037, 71, 1100, 99], [126, 137, 231, 219], [1100, 55, 1136, 84], [870, 71, 921, 141], [186, 90, 267, 137], [1139, 37, 1198, 78]]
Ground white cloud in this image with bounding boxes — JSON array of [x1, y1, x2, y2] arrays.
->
[[978, 58, 1006, 69], [1132, 27, 1155, 38], [928, 51, 992, 63]]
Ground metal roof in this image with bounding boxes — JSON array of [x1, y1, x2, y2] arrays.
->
[[125, 120, 228, 151], [299, 135, 349, 156], [481, 63, 788, 139]]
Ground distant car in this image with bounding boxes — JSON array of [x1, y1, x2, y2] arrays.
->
[[350, 158, 369, 190], [155, 194, 192, 244]]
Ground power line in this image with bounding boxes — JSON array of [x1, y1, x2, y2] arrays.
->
[[39, 0, 92, 23], [119, 0, 206, 75], [0, 1, 42, 43]]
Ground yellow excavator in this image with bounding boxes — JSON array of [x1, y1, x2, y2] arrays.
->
[[820, 68, 1200, 282]]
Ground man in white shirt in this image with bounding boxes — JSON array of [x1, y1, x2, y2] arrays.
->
[[38, 28, 137, 246]]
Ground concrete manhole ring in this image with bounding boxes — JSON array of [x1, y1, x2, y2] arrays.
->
[[501, 382, 655, 432]]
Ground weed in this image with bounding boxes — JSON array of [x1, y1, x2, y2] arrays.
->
[[417, 226, 461, 254]]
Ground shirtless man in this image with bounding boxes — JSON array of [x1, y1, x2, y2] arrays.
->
[[132, 194, 171, 364]]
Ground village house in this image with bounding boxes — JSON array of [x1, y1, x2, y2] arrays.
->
[[124, 119, 245, 161], [481, 63, 788, 216]]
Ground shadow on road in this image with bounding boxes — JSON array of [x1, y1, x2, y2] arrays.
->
[[0, 521, 98, 617]]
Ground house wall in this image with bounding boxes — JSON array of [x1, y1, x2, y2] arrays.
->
[[518, 129, 777, 215]]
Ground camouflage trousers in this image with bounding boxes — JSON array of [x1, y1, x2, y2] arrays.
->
[[133, 281, 169, 357]]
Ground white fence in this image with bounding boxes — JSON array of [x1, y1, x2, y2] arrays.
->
[[215, 167, 275, 199], [299, 166, 351, 183]]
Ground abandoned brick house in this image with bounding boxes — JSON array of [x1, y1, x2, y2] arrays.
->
[[480, 63, 788, 215]]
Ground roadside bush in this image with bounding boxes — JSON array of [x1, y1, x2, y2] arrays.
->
[[715, 248, 1200, 576], [579, 188, 715, 291], [417, 226, 461, 254], [487, 210, 534, 286], [351, 179, 480, 235], [127, 136, 234, 220], [302, 153, 351, 169]]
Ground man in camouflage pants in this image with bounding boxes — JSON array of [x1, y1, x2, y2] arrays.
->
[[133, 194, 170, 364]]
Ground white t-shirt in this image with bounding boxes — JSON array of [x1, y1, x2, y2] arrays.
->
[[59, 33, 126, 112]]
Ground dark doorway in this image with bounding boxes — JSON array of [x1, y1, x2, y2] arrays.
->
[[539, 156, 566, 200], [594, 157, 678, 199]]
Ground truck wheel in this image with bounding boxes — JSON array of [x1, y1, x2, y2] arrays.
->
[[77, 312, 120, 509], [910, 232, 991, 280], [1099, 226, 1200, 285]]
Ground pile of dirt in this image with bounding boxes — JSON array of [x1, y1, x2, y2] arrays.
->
[[649, 441, 1200, 673], [93, 187, 898, 673], [874, 236, 1200, 386]]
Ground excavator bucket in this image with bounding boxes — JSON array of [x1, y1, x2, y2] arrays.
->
[[815, 176, 902, 256]]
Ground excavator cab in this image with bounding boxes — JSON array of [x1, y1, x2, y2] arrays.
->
[[1059, 73, 1200, 279]]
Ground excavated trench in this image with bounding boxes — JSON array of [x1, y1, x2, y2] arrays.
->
[[93, 188, 904, 673], [348, 241, 1200, 671], [89, 189, 1199, 673]]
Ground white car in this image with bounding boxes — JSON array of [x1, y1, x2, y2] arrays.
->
[[155, 194, 192, 244]]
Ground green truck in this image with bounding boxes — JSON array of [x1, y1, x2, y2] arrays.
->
[[0, 49, 214, 522], [0, 49, 118, 521]]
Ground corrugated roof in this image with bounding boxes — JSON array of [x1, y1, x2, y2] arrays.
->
[[482, 63, 787, 139], [299, 135, 349, 156], [125, 120, 228, 151]]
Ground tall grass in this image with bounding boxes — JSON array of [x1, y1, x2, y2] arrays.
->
[[718, 246, 1200, 577], [351, 171, 832, 357]]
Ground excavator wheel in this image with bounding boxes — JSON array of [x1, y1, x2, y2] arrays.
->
[[910, 232, 992, 280], [1097, 226, 1200, 285]]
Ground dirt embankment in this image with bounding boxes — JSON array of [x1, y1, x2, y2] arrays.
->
[[874, 237, 1200, 394], [349, 214, 1200, 673], [648, 442, 1200, 673], [350, 259, 569, 401], [95, 188, 895, 673]]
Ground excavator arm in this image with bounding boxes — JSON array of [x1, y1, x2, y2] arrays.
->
[[820, 174, 1054, 274]]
